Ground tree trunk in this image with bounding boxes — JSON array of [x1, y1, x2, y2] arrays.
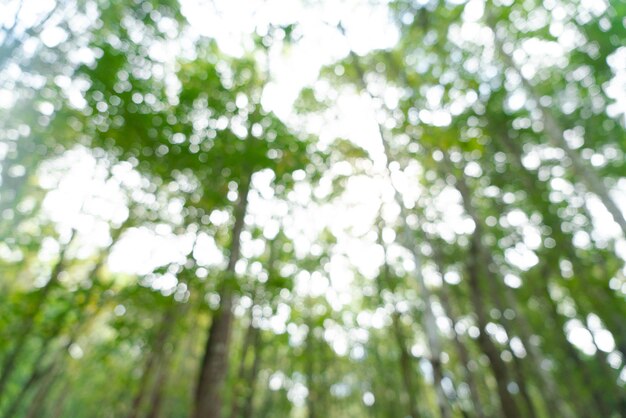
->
[[231, 240, 273, 418], [241, 329, 262, 418], [1, 360, 54, 418], [193, 174, 251, 418], [0, 231, 75, 398], [402, 240, 452, 418], [305, 315, 318, 418], [437, 283, 487, 418], [348, 44, 453, 418], [375, 230, 422, 418], [23, 367, 59, 418], [508, 348, 538, 418], [127, 308, 177, 418], [444, 157, 536, 417], [539, 277, 614, 416], [471, 255, 538, 418], [3, 237, 118, 413], [229, 318, 257, 418], [442, 167, 521, 417], [390, 311, 422, 418], [369, 334, 402, 418], [500, 285, 573, 418], [144, 359, 169, 418], [466, 237, 522, 418], [490, 128, 615, 417], [396, 226, 451, 418], [49, 380, 70, 418]]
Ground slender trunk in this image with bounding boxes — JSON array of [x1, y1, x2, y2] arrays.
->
[[466, 237, 522, 418], [305, 316, 318, 418], [3, 242, 114, 413], [390, 311, 421, 418], [144, 360, 169, 418], [369, 334, 402, 418], [193, 260, 237, 418], [127, 308, 177, 418], [231, 240, 273, 418], [193, 174, 251, 418], [347, 45, 452, 418], [509, 349, 538, 418], [535, 275, 591, 417], [0, 231, 75, 397], [145, 302, 194, 418], [470, 259, 538, 418], [449, 160, 538, 418], [437, 284, 487, 418], [443, 167, 521, 417], [23, 367, 59, 418], [399, 227, 451, 418], [487, 129, 613, 417], [49, 381, 70, 418], [229, 318, 257, 418], [402, 238, 451, 418], [375, 230, 422, 418], [1, 360, 54, 418], [241, 329, 262, 418], [318, 344, 334, 416], [538, 277, 613, 416], [500, 285, 573, 418]]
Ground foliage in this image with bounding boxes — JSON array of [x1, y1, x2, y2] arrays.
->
[[1, 0, 625, 417]]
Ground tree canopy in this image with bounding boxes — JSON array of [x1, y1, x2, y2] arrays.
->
[[1, 0, 625, 417]]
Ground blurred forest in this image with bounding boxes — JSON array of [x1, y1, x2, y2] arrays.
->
[[1, 0, 625, 417]]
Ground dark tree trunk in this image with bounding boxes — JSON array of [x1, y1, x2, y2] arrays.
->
[[493, 126, 607, 418], [438, 155, 521, 418], [193, 175, 251, 418], [490, 127, 622, 415], [474, 259, 538, 418], [467, 237, 522, 418]]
